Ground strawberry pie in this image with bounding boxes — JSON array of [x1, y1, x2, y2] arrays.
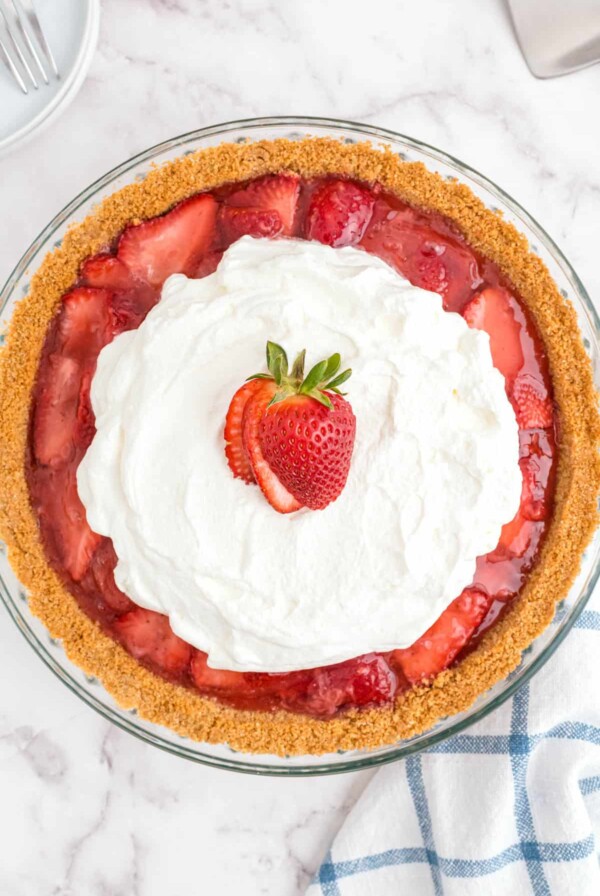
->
[[0, 137, 598, 756]]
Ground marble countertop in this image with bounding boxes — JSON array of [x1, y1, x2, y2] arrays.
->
[[1, 1, 598, 893]]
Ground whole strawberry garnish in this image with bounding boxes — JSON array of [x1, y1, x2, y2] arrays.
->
[[224, 342, 356, 512], [248, 342, 356, 510]]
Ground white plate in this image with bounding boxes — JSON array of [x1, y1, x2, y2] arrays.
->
[[0, 0, 100, 158]]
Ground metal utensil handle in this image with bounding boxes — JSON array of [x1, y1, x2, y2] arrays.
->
[[13, 0, 58, 77]]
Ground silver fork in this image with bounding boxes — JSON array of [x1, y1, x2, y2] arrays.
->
[[0, 0, 59, 94]]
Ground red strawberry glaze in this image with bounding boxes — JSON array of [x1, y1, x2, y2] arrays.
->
[[26, 175, 557, 718]]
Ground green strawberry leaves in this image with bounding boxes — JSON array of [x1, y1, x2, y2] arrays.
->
[[247, 341, 352, 409]]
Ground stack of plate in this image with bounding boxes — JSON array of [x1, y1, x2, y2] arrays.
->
[[0, 0, 100, 158]]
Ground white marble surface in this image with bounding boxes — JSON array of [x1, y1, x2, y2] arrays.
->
[[0, 1, 599, 893]]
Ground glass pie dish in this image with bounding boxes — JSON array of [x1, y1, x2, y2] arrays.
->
[[1, 116, 599, 776]]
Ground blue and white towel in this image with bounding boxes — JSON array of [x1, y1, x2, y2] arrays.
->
[[307, 587, 600, 896]]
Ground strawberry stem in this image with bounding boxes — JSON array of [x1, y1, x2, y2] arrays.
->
[[247, 341, 352, 409]]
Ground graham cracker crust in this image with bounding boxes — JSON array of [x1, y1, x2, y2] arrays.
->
[[0, 137, 598, 756]]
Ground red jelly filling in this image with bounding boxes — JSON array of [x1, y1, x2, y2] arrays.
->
[[26, 174, 556, 718]]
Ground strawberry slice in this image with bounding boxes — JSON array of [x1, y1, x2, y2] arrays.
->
[[225, 175, 300, 236], [33, 288, 112, 466], [290, 654, 399, 717], [474, 512, 544, 598], [118, 193, 217, 288], [518, 428, 555, 521], [242, 383, 303, 514], [190, 651, 247, 691], [39, 470, 102, 582], [82, 247, 166, 328], [520, 459, 549, 521], [75, 370, 96, 449], [62, 521, 101, 583], [192, 652, 291, 708], [192, 250, 223, 279], [305, 179, 375, 247], [393, 588, 490, 685], [224, 379, 266, 483], [510, 374, 553, 429], [55, 287, 113, 359], [218, 206, 283, 245], [360, 202, 481, 312], [80, 253, 159, 332], [190, 651, 399, 717], [462, 286, 525, 382], [109, 288, 160, 336], [114, 608, 192, 676], [61, 474, 101, 581], [90, 539, 135, 614], [33, 355, 82, 467], [488, 511, 538, 561], [34, 359, 100, 467], [80, 254, 137, 292]]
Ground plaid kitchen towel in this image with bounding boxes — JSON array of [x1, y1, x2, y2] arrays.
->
[[307, 587, 600, 896]]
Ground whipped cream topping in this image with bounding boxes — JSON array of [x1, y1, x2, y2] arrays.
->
[[78, 238, 521, 672]]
